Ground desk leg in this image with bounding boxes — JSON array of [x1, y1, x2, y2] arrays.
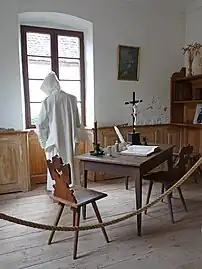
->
[[167, 151, 173, 171], [82, 170, 88, 220], [135, 170, 142, 236], [167, 150, 173, 198]]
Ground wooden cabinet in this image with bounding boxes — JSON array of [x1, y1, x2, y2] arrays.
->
[[0, 131, 30, 194]]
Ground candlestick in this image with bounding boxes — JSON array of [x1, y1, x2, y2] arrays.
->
[[90, 121, 104, 156], [94, 121, 98, 145]]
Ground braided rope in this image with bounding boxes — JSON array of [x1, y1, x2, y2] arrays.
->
[[1, 157, 202, 231]]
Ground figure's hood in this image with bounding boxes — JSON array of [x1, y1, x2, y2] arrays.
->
[[40, 71, 61, 96]]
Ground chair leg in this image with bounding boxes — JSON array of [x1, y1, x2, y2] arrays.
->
[[177, 187, 188, 212], [161, 184, 164, 202], [125, 177, 129, 190], [73, 208, 76, 226], [145, 181, 153, 214], [92, 201, 109, 243], [166, 186, 174, 223], [73, 207, 81, 260], [48, 203, 64, 245]]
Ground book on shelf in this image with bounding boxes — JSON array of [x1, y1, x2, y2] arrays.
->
[[173, 82, 192, 101], [120, 145, 160, 157]]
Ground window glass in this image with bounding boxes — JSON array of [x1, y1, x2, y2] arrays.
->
[[26, 32, 51, 56], [59, 58, 80, 80], [58, 36, 80, 58]]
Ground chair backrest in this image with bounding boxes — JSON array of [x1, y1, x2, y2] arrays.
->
[[174, 144, 193, 174], [47, 155, 77, 207]]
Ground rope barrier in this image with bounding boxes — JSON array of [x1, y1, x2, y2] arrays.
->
[[1, 157, 202, 232]]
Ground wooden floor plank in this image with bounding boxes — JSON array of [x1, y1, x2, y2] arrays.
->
[[0, 179, 202, 269]]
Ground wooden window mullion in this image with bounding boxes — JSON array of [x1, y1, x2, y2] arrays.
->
[[79, 33, 86, 125], [51, 31, 59, 77]]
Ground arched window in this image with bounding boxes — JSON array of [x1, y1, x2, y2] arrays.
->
[[21, 25, 85, 128]]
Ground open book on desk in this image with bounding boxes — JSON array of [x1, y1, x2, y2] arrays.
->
[[120, 145, 160, 157]]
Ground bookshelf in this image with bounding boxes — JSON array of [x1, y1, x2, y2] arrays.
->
[[170, 68, 202, 128]]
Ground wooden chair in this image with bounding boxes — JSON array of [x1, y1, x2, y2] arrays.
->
[[143, 145, 193, 223], [47, 155, 109, 259]]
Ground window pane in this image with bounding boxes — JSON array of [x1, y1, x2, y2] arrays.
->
[[60, 81, 81, 101], [28, 56, 51, 79], [59, 59, 80, 80], [30, 103, 42, 125], [26, 32, 51, 56], [29, 80, 47, 102], [58, 36, 80, 58]]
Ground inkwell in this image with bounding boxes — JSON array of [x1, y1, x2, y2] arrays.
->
[[90, 121, 104, 156], [125, 92, 143, 145]]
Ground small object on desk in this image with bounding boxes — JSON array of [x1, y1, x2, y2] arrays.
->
[[128, 132, 141, 145], [115, 140, 119, 152], [120, 145, 160, 157], [142, 136, 148, 145], [107, 146, 112, 156], [90, 121, 104, 156]]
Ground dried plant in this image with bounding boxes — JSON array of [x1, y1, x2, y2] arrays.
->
[[182, 42, 202, 61], [182, 42, 202, 76]]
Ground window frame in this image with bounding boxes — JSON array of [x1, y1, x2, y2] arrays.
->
[[21, 25, 86, 129]]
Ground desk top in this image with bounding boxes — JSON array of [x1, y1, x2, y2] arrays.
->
[[77, 144, 175, 168]]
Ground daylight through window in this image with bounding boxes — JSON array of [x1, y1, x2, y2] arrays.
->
[[21, 25, 85, 128]]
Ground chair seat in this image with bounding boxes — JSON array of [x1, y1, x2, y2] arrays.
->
[[144, 168, 183, 185], [74, 188, 108, 207], [49, 187, 107, 208]]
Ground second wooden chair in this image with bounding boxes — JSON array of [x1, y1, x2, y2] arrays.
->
[[143, 145, 193, 223]]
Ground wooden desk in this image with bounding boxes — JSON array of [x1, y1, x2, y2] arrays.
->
[[77, 144, 174, 236]]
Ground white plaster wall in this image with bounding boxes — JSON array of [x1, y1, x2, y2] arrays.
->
[[0, 0, 185, 129]]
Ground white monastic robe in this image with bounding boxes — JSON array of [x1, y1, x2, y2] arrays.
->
[[36, 71, 81, 191]]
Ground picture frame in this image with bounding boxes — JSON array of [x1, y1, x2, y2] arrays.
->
[[193, 104, 202, 124], [117, 45, 140, 81]]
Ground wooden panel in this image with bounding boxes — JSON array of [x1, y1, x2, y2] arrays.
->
[[186, 127, 202, 153], [166, 126, 183, 153], [29, 131, 47, 183], [0, 132, 30, 194], [135, 126, 156, 143], [29, 129, 95, 184]]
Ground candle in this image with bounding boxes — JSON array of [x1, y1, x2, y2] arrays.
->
[[94, 121, 98, 145]]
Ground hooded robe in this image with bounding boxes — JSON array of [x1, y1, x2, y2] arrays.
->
[[36, 71, 81, 191]]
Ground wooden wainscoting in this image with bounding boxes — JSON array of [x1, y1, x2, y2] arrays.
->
[[29, 131, 47, 184], [29, 129, 95, 184], [28, 123, 201, 183], [0, 131, 30, 194]]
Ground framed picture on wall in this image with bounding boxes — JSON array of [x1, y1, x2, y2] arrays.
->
[[117, 45, 140, 81]]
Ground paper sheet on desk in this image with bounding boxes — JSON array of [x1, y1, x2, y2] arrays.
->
[[120, 145, 159, 157]]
